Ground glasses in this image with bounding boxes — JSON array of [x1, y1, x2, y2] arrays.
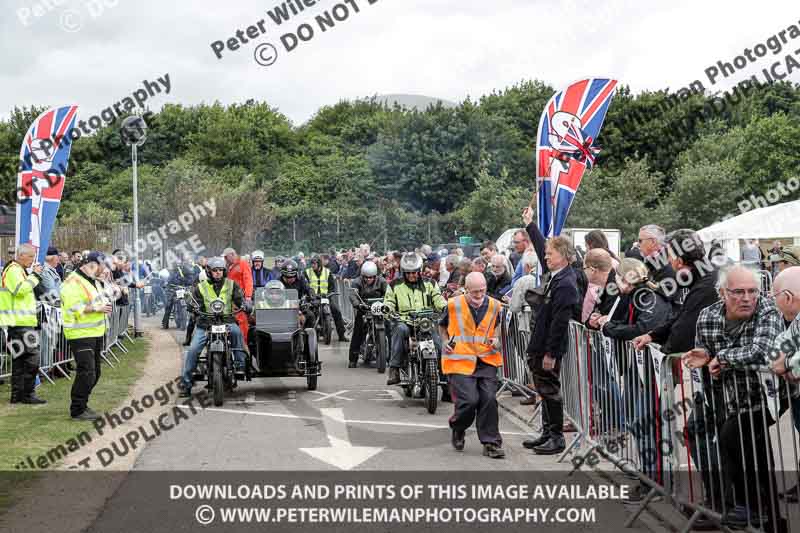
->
[[726, 288, 760, 299], [363, 275, 376, 280], [512, 240, 523, 245], [774, 288, 793, 299], [583, 265, 596, 272]]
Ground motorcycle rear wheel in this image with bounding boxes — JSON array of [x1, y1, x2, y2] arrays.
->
[[424, 359, 438, 414]]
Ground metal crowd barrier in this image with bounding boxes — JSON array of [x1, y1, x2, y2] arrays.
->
[[496, 305, 538, 403], [0, 300, 134, 388], [333, 277, 355, 330], [759, 269, 774, 295]]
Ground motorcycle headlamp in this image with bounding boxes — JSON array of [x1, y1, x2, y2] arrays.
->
[[210, 299, 225, 314], [417, 317, 433, 331]]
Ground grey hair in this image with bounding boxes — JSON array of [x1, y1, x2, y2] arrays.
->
[[445, 254, 460, 267], [16, 243, 36, 258], [521, 251, 538, 271], [639, 224, 666, 244], [716, 263, 761, 291]]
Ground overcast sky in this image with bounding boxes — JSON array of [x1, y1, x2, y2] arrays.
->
[[2, 0, 799, 125]]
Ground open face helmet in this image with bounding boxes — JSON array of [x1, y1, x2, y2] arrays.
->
[[281, 259, 299, 279]]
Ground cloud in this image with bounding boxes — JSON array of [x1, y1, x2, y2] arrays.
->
[[1, 0, 798, 125]]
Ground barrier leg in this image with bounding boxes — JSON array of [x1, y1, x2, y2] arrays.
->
[[37, 367, 55, 385], [100, 351, 116, 368]]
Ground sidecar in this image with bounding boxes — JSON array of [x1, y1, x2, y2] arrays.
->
[[246, 286, 321, 390]]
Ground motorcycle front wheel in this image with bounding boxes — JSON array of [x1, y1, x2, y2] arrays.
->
[[374, 328, 387, 374], [424, 359, 438, 414], [324, 315, 333, 345], [212, 351, 224, 406]]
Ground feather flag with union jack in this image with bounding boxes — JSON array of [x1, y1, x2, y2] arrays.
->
[[536, 78, 617, 237], [17, 105, 79, 263]]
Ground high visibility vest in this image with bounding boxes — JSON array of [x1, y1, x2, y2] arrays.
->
[[60, 272, 107, 340], [306, 267, 330, 295], [443, 295, 502, 375], [0, 262, 39, 327], [199, 279, 233, 314], [384, 280, 445, 322]]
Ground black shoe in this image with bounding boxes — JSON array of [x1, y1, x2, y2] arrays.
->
[[523, 433, 550, 449], [9, 396, 21, 404], [533, 436, 565, 455], [483, 444, 505, 459], [519, 396, 538, 406], [451, 429, 465, 451], [441, 389, 452, 402], [338, 333, 349, 342], [21, 395, 47, 405], [72, 410, 101, 421], [386, 368, 400, 385], [161, 324, 169, 330], [347, 361, 357, 368]]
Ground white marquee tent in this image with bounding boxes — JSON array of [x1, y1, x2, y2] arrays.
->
[[698, 199, 800, 259]]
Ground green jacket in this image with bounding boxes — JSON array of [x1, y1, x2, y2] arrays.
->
[[384, 279, 446, 322]]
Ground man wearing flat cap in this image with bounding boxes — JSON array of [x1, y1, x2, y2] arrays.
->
[[771, 246, 800, 274], [39, 246, 62, 304]]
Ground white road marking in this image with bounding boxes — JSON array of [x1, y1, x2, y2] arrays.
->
[[299, 408, 384, 470], [177, 405, 535, 436], [310, 389, 353, 401], [244, 392, 256, 403], [363, 389, 405, 401]]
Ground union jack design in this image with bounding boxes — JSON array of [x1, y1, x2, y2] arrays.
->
[[17, 106, 78, 263], [536, 78, 617, 237]]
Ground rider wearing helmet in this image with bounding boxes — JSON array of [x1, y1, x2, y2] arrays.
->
[[305, 254, 348, 342], [278, 259, 315, 327], [180, 256, 247, 397], [384, 252, 446, 385], [251, 250, 269, 289], [347, 261, 388, 368]]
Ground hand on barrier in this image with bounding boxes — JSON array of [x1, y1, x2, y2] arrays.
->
[[632, 333, 652, 350], [682, 347, 711, 369], [588, 312, 601, 328], [708, 356, 722, 378], [771, 351, 789, 376]]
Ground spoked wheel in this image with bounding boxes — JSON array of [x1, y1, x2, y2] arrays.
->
[[212, 352, 224, 406], [374, 329, 387, 374], [307, 374, 318, 391], [424, 359, 438, 414], [324, 316, 332, 345]]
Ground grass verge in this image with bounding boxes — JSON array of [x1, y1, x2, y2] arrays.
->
[[0, 336, 149, 512]]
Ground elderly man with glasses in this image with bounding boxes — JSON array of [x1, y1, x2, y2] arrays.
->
[[683, 264, 786, 531]]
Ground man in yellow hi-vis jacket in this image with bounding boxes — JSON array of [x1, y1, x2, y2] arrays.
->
[[0, 243, 45, 404], [438, 272, 504, 458], [60, 252, 112, 421]]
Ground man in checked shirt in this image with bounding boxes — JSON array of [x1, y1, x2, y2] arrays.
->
[[683, 265, 786, 532]]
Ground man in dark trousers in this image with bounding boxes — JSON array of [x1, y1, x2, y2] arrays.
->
[[60, 252, 113, 420], [521, 206, 580, 455], [439, 272, 505, 458]]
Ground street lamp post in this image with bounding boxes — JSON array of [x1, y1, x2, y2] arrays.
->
[[121, 114, 147, 337]]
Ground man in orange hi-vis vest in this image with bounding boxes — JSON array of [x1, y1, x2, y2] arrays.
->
[[438, 272, 504, 459], [224, 248, 253, 344]]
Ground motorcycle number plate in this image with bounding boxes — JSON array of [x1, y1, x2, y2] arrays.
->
[[144, 286, 152, 294], [175, 289, 186, 298], [211, 325, 226, 334], [320, 298, 330, 305]]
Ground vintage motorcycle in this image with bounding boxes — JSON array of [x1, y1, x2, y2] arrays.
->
[[166, 283, 189, 330], [352, 293, 388, 373], [187, 294, 245, 407], [390, 309, 447, 414], [311, 291, 339, 345]]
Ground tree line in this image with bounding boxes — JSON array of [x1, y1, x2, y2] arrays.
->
[[1, 78, 799, 253]]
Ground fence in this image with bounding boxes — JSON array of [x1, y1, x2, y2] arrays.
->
[[498, 304, 800, 532], [0, 301, 133, 384]]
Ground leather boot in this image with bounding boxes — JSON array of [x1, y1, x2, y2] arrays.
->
[[523, 397, 550, 449], [386, 367, 400, 385], [534, 399, 566, 455]]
